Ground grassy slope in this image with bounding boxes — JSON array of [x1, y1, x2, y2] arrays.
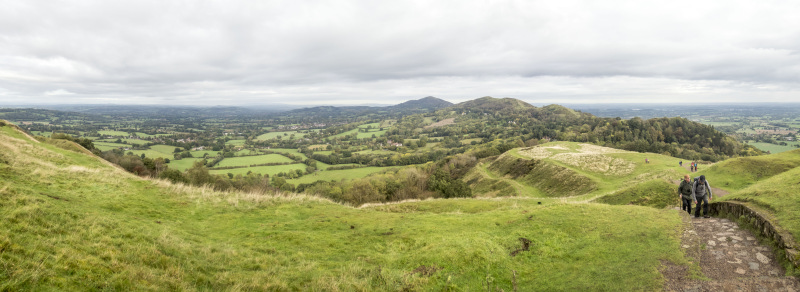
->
[[595, 180, 679, 208], [706, 149, 800, 243], [0, 124, 689, 291], [466, 142, 685, 203], [698, 149, 800, 191]]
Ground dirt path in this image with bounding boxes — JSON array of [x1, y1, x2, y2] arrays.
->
[[663, 211, 800, 291]]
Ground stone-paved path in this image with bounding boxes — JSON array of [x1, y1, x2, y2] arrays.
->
[[664, 212, 800, 291]]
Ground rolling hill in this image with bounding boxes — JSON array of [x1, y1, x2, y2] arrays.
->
[[3, 119, 800, 290], [0, 120, 690, 290], [389, 96, 453, 111]]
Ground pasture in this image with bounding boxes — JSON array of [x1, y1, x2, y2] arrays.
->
[[288, 166, 395, 184], [209, 163, 306, 176], [215, 154, 295, 168], [256, 131, 309, 141], [97, 130, 131, 137]]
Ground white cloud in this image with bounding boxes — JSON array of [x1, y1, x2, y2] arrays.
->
[[44, 89, 76, 96]]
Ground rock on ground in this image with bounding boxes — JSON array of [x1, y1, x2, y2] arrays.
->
[[663, 210, 800, 292]]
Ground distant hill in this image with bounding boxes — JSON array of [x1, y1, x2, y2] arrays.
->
[[283, 97, 453, 120], [389, 96, 453, 110], [453, 96, 536, 112]]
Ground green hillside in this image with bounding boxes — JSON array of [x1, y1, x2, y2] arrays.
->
[[0, 121, 694, 290], [697, 148, 800, 191], [466, 142, 685, 205], [707, 149, 800, 244]]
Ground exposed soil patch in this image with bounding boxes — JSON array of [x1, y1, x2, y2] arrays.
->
[[663, 210, 800, 291], [510, 237, 532, 257], [410, 265, 441, 277], [423, 118, 455, 129]]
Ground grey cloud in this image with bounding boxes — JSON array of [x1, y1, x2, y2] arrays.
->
[[2, 0, 800, 105]]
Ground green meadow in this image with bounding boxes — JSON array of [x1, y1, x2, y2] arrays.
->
[[215, 154, 295, 167], [268, 148, 308, 159], [5, 122, 800, 290], [209, 163, 306, 176], [225, 139, 246, 146], [167, 157, 205, 171], [288, 166, 396, 185], [96, 138, 150, 145], [97, 130, 131, 136], [255, 131, 308, 141], [93, 141, 131, 151], [746, 141, 800, 154]]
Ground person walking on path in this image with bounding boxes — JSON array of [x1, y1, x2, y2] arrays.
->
[[692, 175, 713, 218], [678, 174, 693, 214]]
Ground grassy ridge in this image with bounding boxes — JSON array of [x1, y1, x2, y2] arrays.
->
[[467, 142, 685, 202], [0, 123, 690, 290], [595, 180, 679, 208], [718, 160, 800, 242], [699, 149, 800, 191]]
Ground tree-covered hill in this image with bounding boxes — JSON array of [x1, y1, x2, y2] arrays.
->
[[389, 96, 453, 110], [411, 96, 761, 162]]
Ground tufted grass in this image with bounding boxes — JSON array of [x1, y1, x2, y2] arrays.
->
[[0, 123, 691, 291]]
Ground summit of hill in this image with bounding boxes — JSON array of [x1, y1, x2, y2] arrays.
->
[[389, 96, 453, 110], [453, 96, 536, 111]]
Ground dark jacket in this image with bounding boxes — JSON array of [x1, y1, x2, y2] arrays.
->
[[679, 180, 693, 199]]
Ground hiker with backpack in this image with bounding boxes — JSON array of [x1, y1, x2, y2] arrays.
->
[[678, 174, 693, 214], [692, 175, 713, 218]]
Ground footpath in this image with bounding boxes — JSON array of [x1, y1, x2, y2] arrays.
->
[[663, 211, 800, 291]]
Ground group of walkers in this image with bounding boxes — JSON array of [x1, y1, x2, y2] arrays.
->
[[678, 174, 713, 218], [679, 160, 700, 172]]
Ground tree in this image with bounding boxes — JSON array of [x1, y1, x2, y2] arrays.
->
[[185, 161, 213, 186], [158, 168, 187, 184]]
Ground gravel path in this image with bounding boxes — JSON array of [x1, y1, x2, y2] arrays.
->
[[664, 212, 800, 291]]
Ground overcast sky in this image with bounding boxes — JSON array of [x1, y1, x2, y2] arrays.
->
[[2, 0, 800, 106]]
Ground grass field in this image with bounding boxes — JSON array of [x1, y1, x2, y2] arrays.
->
[[134, 132, 171, 138], [97, 130, 131, 137], [461, 138, 482, 145], [225, 139, 246, 146], [215, 154, 295, 168], [96, 138, 149, 145], [166, 157, 205, 171], [288, 167, 395, 185], [268, 148, 308, 160], [93, 141, 130, 151], [329, 128, 359, 139], [191, 150, 221, 158], [355, 149, 395, 155], [308, 144, 328, 151], [746, 141, 800, 154], [255, 131, 308, 141], [10, 122, 800, 290], [30, 131, 53, 137], [209, 163, 306, 176], [3, 126, 688, 290]]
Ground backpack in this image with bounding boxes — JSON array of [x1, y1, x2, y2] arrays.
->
[[694, 179, 706, 195]]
